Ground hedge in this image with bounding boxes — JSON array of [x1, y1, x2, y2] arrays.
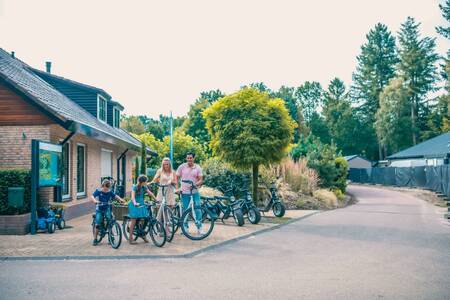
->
[[0, 169, 33, 215]]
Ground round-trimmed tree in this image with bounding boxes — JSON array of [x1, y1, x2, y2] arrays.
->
[[203, 88, 296, 203]]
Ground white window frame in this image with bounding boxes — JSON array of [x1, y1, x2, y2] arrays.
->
[[62, 142, 71, 200], [76, 143, 87, 197], [97, 94, 107, 123], [113, 106, 120, 128]]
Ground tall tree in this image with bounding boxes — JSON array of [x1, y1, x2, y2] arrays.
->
[[272, 85, 307, 142], [203, 88, 295, 203], [295, 81, 324, 123], [375, 78, 412, 153], [121, 115, 146, 135], [351, 23, 398, 159], [183, 90, 224, 149], [397, 17, 439, 145], [436, 0, 450, 40], [323, 78, 364, 155]]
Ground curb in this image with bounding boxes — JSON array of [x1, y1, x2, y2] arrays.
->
[[0, 211, 321, 262]]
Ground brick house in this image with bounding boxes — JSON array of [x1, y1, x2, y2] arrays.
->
[[0, 48, 153, 225]]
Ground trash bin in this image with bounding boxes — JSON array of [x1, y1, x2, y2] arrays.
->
[[8, 187, 24, 208]]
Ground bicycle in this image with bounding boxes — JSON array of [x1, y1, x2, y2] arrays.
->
[[154, 183, 177, 242], [122, 202, 166, 247], [238, 188, 261, 224], [91, 202, 122, 249], [202, 195, 245, 226], [179, 180, 216, 240], [259, 183, 286, 217]]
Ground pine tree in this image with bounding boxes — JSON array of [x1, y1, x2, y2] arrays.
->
[[352, 23, 398, 160], [398, 17, 439, 145], [436, 0, 450, 40]]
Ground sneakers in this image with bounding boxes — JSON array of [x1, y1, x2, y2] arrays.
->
[[92, 239, 99, 246], [197, 227, 205, 235]]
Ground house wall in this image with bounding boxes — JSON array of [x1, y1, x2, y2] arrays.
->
[[0, 81, 54, 125], [348, 157, 372, 169], [389, 158, 445, 167]]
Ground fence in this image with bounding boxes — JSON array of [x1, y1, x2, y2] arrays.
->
[[349, 165, 450, 198]]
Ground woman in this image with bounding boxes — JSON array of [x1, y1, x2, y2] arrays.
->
[[152, 157, 178, 207], [152, 158, 178, 233], [128, 174, 156, 244]]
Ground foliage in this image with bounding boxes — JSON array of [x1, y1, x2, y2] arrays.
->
[[306, 142, 339, 189], [140, 140, 146, 175], [334, 157, 349, 192], [202, 158, 250, 197], [291, 135, 321, 161], [375, 77, 412, 153], [397, 17, 439, 145], [121, 115, 146, 135], [0, 169, 34, 215], [295, 81, 324, 123], [261, 158, 318, 195], [203, 87, 296, 202], [436, 0, 450, 40], [162, 130, 206, 169], [134, 156, 139, 183], [136, 133, 167, 168], [351, 23, 399, 160], [312, 189, 338, 208]]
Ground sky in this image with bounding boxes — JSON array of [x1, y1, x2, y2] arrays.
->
[[1, 0, 449, 118]]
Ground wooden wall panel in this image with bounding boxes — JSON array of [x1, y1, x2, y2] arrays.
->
[[0, 81, 54, 125]]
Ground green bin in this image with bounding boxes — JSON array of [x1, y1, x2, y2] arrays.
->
[[8, 187, 25, 208]]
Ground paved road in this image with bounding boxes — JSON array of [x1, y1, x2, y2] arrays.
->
[[1, 185, 449, 300]]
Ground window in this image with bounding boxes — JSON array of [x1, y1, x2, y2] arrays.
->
[[97, 94, 107, 123], [101, 149, 112, 179], [77, 144, 86, 196], [113, 107, 120, 128], [62, 142, 70, 199]]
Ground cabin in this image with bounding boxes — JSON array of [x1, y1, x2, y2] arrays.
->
[[0, 48, 153, 226], [344, 155, 372, 169], [387, 132, 450, 167]]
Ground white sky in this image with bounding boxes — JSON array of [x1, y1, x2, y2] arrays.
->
[[1, 0, 449, 118]]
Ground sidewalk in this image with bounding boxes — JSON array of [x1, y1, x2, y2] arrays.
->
[[0, 210, 317, 258]]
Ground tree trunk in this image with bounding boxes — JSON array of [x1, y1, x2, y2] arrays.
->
[[378, 143, 383, 160], [252, 163, 259, 206], [411, 100, 417, 145]]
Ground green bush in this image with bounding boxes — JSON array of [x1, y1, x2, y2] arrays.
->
[[202, 158, 250, 197], [0, 169, 34, 215], [334, 157, 349, 192]]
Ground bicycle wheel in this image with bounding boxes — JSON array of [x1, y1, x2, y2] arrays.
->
[[164, 207, 176, 242], [248, 207, 261, 224], [148, 219, 166, 247], [272, 202, 286, 217], [122, 218, 131, 241], [108, 221, 122, 249], [233, 208, 245, 226], [171, 206, 181, 234], [180, 206, 214, 241]]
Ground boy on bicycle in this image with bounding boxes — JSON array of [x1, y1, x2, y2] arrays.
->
[[91, 179, 125, 246]]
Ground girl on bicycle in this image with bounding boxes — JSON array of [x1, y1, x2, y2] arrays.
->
[[91, 179, 125, 246], [128, 175, 157, 244]]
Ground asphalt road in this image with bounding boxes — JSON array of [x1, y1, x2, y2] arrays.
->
[[1, 185, 449, 300]]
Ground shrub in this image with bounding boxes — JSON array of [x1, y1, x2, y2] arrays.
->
[[0, 169, 34, 215], [261, 158, 318, 195], [202, 158, 250, 196], [332, 188, 345, 201], [334, 157, 349, 192], [313, 189, 338, 208]]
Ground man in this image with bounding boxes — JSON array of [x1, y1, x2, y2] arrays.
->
[[176, 152, 203, 233]]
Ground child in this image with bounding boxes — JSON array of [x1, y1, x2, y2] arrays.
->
[[128, 175, 157, 244], [91, 179, 125, 246]]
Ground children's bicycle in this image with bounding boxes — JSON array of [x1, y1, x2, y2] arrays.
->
[[122, 202, 167, 247], [91, 202, 122, 249]]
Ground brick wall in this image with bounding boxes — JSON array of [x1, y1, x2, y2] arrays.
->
[[0, 125, 51, 169]]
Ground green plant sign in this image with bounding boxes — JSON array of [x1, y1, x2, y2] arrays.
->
[[38, 142, 62, 187]]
